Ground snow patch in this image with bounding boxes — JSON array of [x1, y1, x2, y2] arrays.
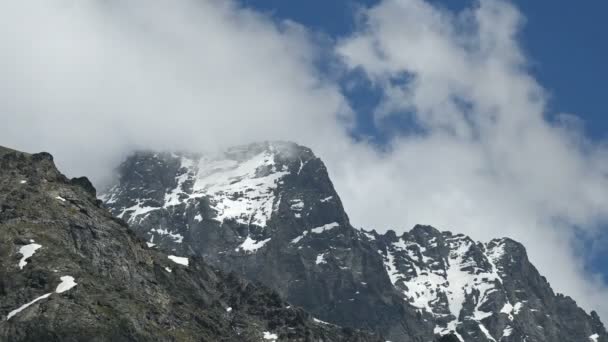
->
[[164, 158, 194, 208], [361, 230, 376, 240], [500, 302, 523, 320], [478, 323, 496, 342], [291, 231, 308, 244], [6, 275, 77, 320], [263, 331, 278, 340], [104, 148, 291, 228], [313, 317, 331, 325], [55, 276, 77, 293], [382, 235, 503, 336], [297, 158, 307, 175], [118, 200, 159, 223], [6, 293, 51, 320], [316, 253, 327, 265], [290, 199, 304, 211], [310, 222, 339, 234], [168, 255, 189, 266], [590, 333, 599, 342], [17, 243, 42, 269], [434, 322, 464, 341], [236, 236, 271, 252], [191, 151, 288, 227], [151, 228, 184, 243]]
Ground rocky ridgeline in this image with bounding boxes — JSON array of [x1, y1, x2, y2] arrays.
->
[[0, 145, 378, 342], [102, 141, 607, 342]]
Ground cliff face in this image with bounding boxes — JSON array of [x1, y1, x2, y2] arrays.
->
[[102, 141, 607, 342], [0, 146, 378, 342]]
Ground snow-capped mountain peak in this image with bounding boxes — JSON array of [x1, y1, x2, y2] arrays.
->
[[101, 142, 607, 342], [102, 141, 318, 229]]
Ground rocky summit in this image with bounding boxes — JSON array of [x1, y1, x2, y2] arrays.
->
[[0, 145, 379, 342], [102, 141, 607, 342]]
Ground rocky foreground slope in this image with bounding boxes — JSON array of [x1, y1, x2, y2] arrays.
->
[[103, 141, 607, 342], [0, 145, 378, 342]]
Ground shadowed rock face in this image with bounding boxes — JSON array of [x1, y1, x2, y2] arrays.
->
[[103, 141, 608, 342], [0, 146, 379, 342]]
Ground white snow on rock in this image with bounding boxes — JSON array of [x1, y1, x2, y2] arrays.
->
[[164, 157, 195, 208], [111, 146, 290, 228], [6, 275, 77, 320], [320, 196, 333, 202], [226, 307, 232, 312], [502, 326, 513, 337], [590, 333, 599, 342], [189, 149, 288, 227], [168, 255, 189, 266], [236, 236, 271, 253], [103, 144, 315, 230], [55, 276, 77, 293], [262, 331, 278, 340], [313, 317, 331, 325], [486, 239, 507, 266], [17, 243, 42, 269], [117, 200, 160, 224], [296, 158, 307, 175], [290, 199, 304, 211], [310, 222, 339, 234], [291, 231, 308, 244], [500, 301, 523, 321], [6, 292, 52, 320], [19, 180, 27, 184], [151, 227, 184, 243], [165, 267, 172, 273], [55, 196, 66, 202], [478, 323, 496, 342], [383, 235, 504, 340], [316, 253, 327, 265], [434, 323, 464, 341], [361, 230, 376, 240]]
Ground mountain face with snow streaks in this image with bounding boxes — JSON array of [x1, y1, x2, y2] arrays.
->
[[102, 141, 607, 342], [0, 145, 378, 342]]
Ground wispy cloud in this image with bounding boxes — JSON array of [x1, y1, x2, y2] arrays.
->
[[335, 0, 608, 318], [0, 0, 349, 184]]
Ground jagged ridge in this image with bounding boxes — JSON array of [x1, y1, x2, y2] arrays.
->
[[102, 141, 607, 342]]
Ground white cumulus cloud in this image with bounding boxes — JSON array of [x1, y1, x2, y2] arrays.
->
[[334, 0, 608, 319]]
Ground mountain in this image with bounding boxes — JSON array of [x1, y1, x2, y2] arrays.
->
[[102, 141, 608, 342], [0, 145, 379, 342]]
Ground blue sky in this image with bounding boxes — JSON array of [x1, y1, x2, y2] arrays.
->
[[239, 0, 608, 282], [241, 0, 608, 139]]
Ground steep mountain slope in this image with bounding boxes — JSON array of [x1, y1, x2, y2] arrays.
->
[[102, 141, 607, 342], [0, 145, 379, 342], [370, 226, 607, 341]]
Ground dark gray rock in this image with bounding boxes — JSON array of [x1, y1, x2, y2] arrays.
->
[[0, 146, 379, 342], [102, 141, 608, 342]]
